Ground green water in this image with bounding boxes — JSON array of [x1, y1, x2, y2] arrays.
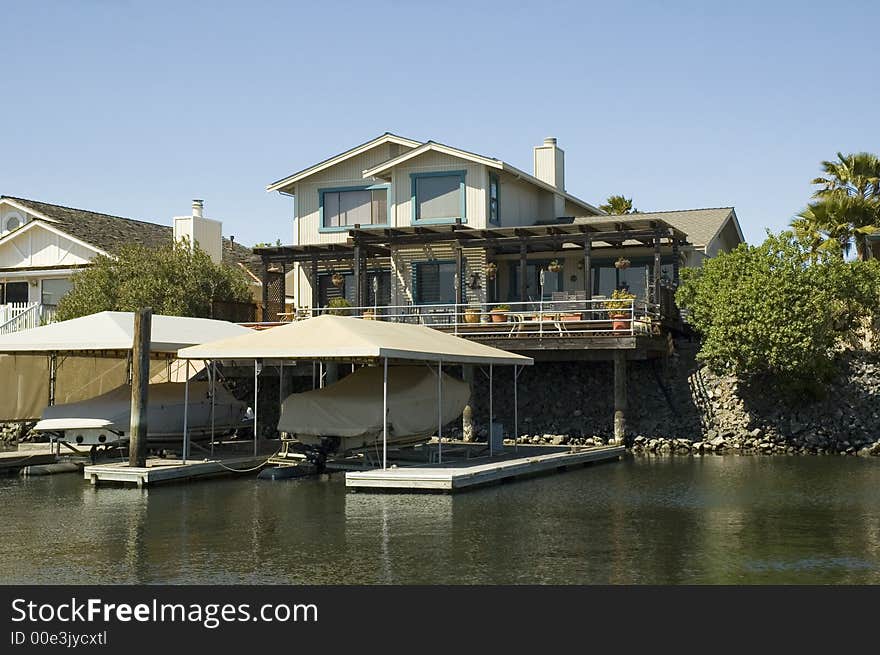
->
[[2, 455, 880, 584]]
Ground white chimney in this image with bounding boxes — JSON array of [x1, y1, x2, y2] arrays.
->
[[533, 137, 565, 192], [174, 199, 223, 265]]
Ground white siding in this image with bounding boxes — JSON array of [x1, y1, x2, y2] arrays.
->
[[494, 172, 554, 226], [390, 245, 486, 306], [0, 225, 98, 269]]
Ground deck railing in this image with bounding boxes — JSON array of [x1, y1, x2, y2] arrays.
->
[[289, 298, 661, 338], [0, 302, 43, 334]]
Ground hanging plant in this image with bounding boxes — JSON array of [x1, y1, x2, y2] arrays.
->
[[485, 262, 497, 279], [547, 260, 563, 273], [614, 257, 631, 270], [331, 272, 345, 288]]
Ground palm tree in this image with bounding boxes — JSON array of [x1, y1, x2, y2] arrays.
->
[[600, 195, 636, 215], [792, 152, 880, 260]]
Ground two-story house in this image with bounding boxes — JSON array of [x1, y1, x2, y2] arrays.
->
[[260, 133, 744, 318]]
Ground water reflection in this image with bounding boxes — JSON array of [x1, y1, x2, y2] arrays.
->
[[2, 456, 880, 584]]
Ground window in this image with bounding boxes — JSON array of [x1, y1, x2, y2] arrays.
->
[[1, 281, 28, 304], [509, 261, 563, 301], [488, 173, 500, 225], [5, 215, 21, 232], [320, 186, 388, 230], [413, 261, 457, 304], [411, 171, 466, 223], [41, 278, 72, 306]]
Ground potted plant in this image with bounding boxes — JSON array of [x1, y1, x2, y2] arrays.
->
[[331, 272, 345, 288], [489, 304, 510, 323], [485, 262, 497, 280], [547, 260, 563, 273], [603, 289, 635, 331], [326, 297, 352, 316], [614, 257, 631, 270], [362, 308, 376, 320], [463, 306, 481, 324]]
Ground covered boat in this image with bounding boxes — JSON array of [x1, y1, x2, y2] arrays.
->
[[34, 382, 246, 446], [278, 365, 470, 453]]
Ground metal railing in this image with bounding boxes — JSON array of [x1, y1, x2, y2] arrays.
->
[[291, 298, 660, 338]]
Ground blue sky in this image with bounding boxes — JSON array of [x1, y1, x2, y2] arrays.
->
[[2, 0, 877, 246]]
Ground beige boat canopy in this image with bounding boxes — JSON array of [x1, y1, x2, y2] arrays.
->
[[0, 312, 252, 421], [176, 314, 533, 366]]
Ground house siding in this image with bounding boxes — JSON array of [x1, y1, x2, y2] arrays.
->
[[390, 244, 486, 306], [0, 226, 97, 269]]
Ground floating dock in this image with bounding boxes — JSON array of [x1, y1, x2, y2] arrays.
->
[[0, 445, 59, 474], [345, 443, 624, 493], [84, 453, 269, 488]]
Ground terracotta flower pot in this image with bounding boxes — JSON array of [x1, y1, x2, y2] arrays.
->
[[610, 313, 630, 331], [490, 310, 508, 323], [463, 309, 481, 324]]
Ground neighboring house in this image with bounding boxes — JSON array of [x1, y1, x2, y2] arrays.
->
[[260, 133, 745, 316], [0, 196, 262, 331]]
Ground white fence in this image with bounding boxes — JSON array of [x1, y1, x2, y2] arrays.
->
[[289, 298, 660, 338], [0, 302, 50, 334]]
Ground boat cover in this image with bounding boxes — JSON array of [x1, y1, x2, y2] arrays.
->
[[278, 365, 470, 438]]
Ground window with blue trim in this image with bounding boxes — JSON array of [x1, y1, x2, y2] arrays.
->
[[488, 173, 500, 225], [411, 171, 466, 223], [321, 186, 388, 229]]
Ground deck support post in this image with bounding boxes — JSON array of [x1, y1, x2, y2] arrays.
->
[[129, 308, 151, 469], [382, 357, 388, 469], [613, 351, 627, 445], [462, 365, 474, 442], [519, 244, 528, 304], [513, 364, 519, 453]]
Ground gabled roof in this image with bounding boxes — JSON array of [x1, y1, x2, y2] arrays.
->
[[266, 133, 422, 192], [361, 141, 603, 216], [574, 207, 743, 249], [0, 196, 264, 279]]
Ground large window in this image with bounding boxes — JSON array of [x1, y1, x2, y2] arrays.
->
[[488, 173, 500, 225], [320, 186, 388, 230], [411, 171, 466, 223], [413, 260, 457, 304], [508, 261, 563, 301], [41, 278, 72, 306]]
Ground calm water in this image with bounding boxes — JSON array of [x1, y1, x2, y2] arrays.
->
[[2, 456, 880, 584]]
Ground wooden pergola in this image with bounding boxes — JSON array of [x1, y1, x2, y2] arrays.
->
[[254, 218, 689, 310]]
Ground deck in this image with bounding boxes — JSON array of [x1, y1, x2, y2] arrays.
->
[[84, 453, 269, 487], [345, 443, 624, 493]]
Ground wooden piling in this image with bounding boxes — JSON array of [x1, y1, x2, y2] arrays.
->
[[129, 308, 152, 468], [613, 350, 627, 445]]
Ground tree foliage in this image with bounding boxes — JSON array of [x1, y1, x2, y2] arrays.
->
[[676, 231, 880, 390], [599, 195, 637, 215], [792, 152, 880, 260], [56, 239, 252, 321]]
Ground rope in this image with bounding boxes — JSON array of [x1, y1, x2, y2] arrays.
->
[[212, 449, 281, 473]]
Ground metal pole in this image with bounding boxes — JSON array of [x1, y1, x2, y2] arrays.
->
[[182, 359, 190, 465], [489, 363, 494, 456], [210, 360, 215, 458], [382, 357, 388, 470], [513, 364, 518, 453], [437, 360, 443, 464], [254, 359, 259, 456]]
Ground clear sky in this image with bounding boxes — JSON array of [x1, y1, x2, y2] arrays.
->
[[2, 0, 878, 246]]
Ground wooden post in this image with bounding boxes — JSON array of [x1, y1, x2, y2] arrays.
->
[[353, 237, 363, 312], [454, 245, 464, 305], [672, 236, 680, 287], [129, 308, 152, 468], [310, 256, 319, 312], [613, 350, 627, 445], [653, 231, 662, 305], [261, 257, 270, 321], [583, 236, 592, 301], [519, 243, 528, 303]]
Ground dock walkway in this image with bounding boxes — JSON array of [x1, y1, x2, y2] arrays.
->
[[345, 443, 624, 492]]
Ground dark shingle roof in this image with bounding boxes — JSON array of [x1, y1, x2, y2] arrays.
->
[[2, 196, 263, 279]]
